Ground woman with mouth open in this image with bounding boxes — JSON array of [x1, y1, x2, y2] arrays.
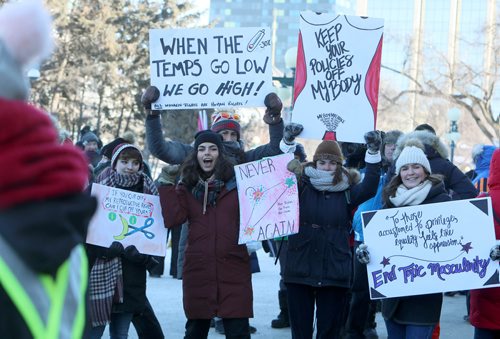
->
[[356, 138, 451, 339], [160, 130, 253, 339]]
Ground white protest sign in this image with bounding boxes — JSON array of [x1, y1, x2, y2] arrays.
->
[[87, 184, 168, 257], [291, 12, 384, 142], [362, 198, 500, 299], [149, 27, 273, 109], [235, 153, 299, 244]]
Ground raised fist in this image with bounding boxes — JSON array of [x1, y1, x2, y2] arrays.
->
[[141, 86, 160, 110], [364, 131, 382, 154], [263, 92, 283, 125]]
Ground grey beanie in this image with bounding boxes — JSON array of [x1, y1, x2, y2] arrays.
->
[[81, 131, 99, 144]]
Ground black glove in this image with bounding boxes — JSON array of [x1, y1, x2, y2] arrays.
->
[[283, 123, 303, 145], [124, 245, 148, 265], [364, 131, 382, 154], [141, 86, 160, 110], [263, 93, 283, 125], [490, 244, 500, 261], [108, 241, 124, 258], [355, 243, 370, 264]]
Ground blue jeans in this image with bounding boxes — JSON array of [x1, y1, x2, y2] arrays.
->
[[89, 312, 134, 339], [385, 319, 434, 339]]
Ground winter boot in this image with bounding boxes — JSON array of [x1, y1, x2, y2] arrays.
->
[[271, 290, 290, 328]]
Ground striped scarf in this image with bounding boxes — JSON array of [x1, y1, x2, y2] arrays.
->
[[98, 168, 158, 195], [191, 176, 225, 214], [89, 257, 123, 326]]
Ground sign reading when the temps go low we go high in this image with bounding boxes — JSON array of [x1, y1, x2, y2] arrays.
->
[[362, 198, 500, 299], [149, 27, 273, 110]]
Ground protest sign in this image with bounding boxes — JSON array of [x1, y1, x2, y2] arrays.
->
[[362, 198, 500, 299], [87, 184, 168, 256], [235, 153, 299, 244], [149, 27, 273, 109], [291, 11, 384, 142]]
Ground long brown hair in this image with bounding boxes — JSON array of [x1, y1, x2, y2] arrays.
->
[[382, 170, 443, 207], [180, 147, 235, 188]]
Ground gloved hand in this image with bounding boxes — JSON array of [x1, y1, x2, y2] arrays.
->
[[287, 158, 303, 176], [141, 86, 160, 110], [108, 241, 124, 258], [364, 131, 382, 154], [263, 93, 283, 125], [283, 123, 304, 145], [355, 243, 370, 264], [124, 245, 149, 265], [158, 164, 181, 185], [490, 244, 500, 261]]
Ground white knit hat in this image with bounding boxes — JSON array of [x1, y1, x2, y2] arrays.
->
[[395, 146, 431, 175]]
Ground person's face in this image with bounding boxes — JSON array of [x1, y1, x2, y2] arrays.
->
[[84, 141, 98, 152], [400, 163, 427, 189], [115, 157, 141, 175], [316, 159, 337, 172], [197, 142, 220, 173], [384, 143, 396, 161], [219, 129, 238, 142]]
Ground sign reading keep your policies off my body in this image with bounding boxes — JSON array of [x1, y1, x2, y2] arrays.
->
[[149, 27, 273, 110]]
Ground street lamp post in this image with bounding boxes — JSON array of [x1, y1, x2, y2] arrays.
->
[[447, 108, 461, 164]]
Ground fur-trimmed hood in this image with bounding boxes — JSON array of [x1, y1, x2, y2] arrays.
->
[[393, 130, 449, 161]]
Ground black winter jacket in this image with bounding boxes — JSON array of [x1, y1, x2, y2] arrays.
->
[[382, 181, 451, 326], [284, 162, 381, 288]]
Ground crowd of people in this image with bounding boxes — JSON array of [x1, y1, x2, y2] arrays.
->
[[1, 2, 500, 339]]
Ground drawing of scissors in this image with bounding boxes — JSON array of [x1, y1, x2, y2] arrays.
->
[[124, 217, 155, 239]]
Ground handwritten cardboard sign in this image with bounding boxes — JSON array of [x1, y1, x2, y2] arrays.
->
[[149, 27, 273, 110], [235, 153, 299, 244], [86, 184, 168, 256], [362, 198, 500, 299], [291, 12, 384, 142]]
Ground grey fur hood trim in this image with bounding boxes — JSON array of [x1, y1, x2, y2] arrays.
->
[[393, 130, 449, 160]]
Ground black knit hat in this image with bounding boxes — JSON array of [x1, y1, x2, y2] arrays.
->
[[194, 130, 223, 151]]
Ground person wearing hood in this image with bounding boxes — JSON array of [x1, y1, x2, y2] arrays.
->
[[159, 130, 253, 339], [357, 139, 452, 339], [387, 127, 477, 200], [471, 144, 497, 194], [284, 131, 382, 338]]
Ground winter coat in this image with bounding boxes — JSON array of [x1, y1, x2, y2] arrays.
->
[[381, 181, 451, 326], [388, 130, 477, 200], [284, 162, 381, 288], [159, 179, 253, 319], [470, 148, 500, 330], [146, 114, 284, 165], [0, 194, 96, 338]]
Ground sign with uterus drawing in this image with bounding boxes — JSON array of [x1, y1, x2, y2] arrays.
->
[[362, 198, 500, 299], [235, 153, 299, 244], [87, 184, 168, 256], [291, 11, 384, 142]]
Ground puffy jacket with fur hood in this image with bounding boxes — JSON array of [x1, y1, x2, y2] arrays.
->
[[386, 130, 477, 200]]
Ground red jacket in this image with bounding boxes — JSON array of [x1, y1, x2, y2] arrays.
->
[[159, 181, 253, 319], [470, 148, 500, 330]]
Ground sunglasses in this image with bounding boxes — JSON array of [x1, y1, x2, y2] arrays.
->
[[212, 111, 241, 123]]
